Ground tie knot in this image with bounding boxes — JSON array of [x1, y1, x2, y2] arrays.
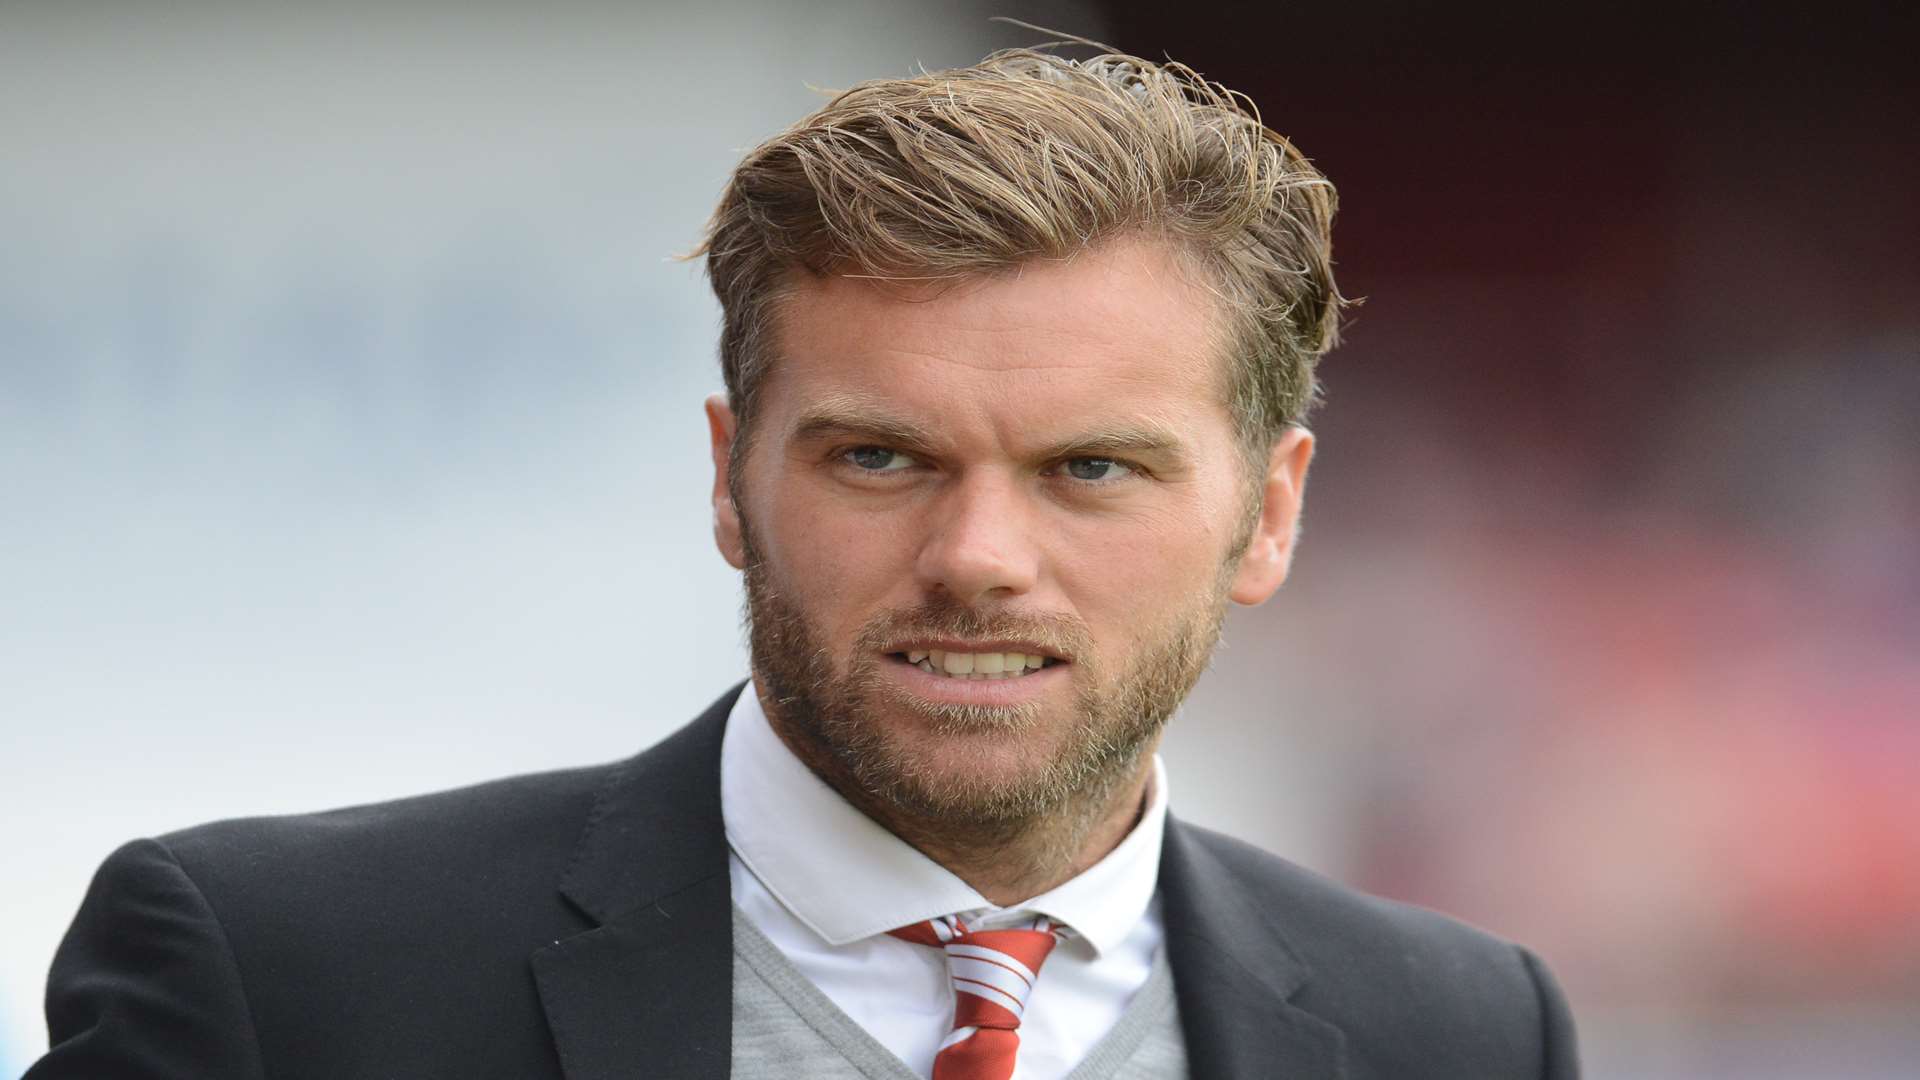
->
[[889, 915, 1068, 1031]]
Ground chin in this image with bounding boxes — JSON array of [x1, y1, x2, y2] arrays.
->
[[842, 704, 1127, 824]]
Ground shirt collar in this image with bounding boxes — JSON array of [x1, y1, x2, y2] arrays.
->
[[720, 680, 1168, 957]]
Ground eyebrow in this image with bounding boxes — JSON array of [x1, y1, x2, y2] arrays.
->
[[1039, 422, 1190, 467], [787, 397, 1192, 468], [789, 401, 944, 457]]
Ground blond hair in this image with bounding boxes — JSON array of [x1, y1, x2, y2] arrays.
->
[[695, 47, 1344, 456]]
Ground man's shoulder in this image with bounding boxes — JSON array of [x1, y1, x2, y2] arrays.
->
[[123, 696, 738, 933], [1168, 821, 1577, 1076], [34, 709, 741, 1076], [119, 758, 628, 960], [156, 758, 618, 879]]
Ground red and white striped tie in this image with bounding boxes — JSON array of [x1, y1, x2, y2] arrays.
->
[[890, 913, 1069, 1080]]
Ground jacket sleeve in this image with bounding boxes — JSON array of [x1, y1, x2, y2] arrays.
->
[[25, 838, 267, 1079], [1518, 946, 1581, 1079]]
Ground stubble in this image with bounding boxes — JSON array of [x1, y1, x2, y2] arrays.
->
[[740, 520, 1231, 892]]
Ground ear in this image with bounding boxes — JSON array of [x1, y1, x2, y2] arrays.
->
[[1229, 426, 1315, 605], [705, 394, 748, 570]]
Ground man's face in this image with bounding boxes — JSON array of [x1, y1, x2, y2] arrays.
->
[[708, 237, 1312, 827]]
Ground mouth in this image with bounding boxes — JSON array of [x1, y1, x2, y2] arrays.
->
[[885, 646, 1066, 680]]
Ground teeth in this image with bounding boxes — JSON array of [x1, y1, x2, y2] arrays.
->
[[904, 650, 1053, 679]]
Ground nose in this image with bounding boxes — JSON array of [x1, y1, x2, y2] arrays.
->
[[913, 471, 1039, 605]]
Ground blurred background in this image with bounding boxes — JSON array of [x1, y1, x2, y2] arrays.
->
[[2, 1, 1914, 1075]]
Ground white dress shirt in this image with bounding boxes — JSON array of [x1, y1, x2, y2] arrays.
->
[[721, 683, 1170, 1080]]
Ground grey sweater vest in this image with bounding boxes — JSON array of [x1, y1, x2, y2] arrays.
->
[[730, 908, 1188, 1079]]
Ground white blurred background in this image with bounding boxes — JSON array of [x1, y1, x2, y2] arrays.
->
[[5, 2, 1918, 1076], [0, 0, 1113, 1065]]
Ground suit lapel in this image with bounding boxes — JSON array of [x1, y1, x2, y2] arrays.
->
[[1159, 818, 1348, 1080], [532, 687, 743, 1080]]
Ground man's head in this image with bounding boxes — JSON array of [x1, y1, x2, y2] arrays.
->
[[698, 48, 1343, 468], [694, 48, 1342, 871]]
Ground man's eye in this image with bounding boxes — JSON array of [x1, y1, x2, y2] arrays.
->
[[1062, 457, 1133, 482], [844, 446, 914, 472]]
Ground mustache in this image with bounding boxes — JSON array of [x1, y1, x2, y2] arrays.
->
[[852, 599, 1093, 663]]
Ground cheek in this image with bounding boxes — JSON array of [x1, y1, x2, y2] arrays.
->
[[1050, 506, 1233, 623], [757, 490, 919, 625]]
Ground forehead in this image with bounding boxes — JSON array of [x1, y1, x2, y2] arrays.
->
[[761, 238, 1231, 438]]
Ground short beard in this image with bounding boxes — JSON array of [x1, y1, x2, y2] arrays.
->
[[739, 519, 1231, 875]]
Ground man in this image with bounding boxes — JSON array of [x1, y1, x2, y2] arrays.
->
[[29, 48, 1578, 1079]]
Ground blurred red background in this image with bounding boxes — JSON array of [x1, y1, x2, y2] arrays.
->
[[1103, 1, 1920, 1072]]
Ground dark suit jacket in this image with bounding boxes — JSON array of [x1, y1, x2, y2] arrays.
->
[[29, 686, 1578, 1078]]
